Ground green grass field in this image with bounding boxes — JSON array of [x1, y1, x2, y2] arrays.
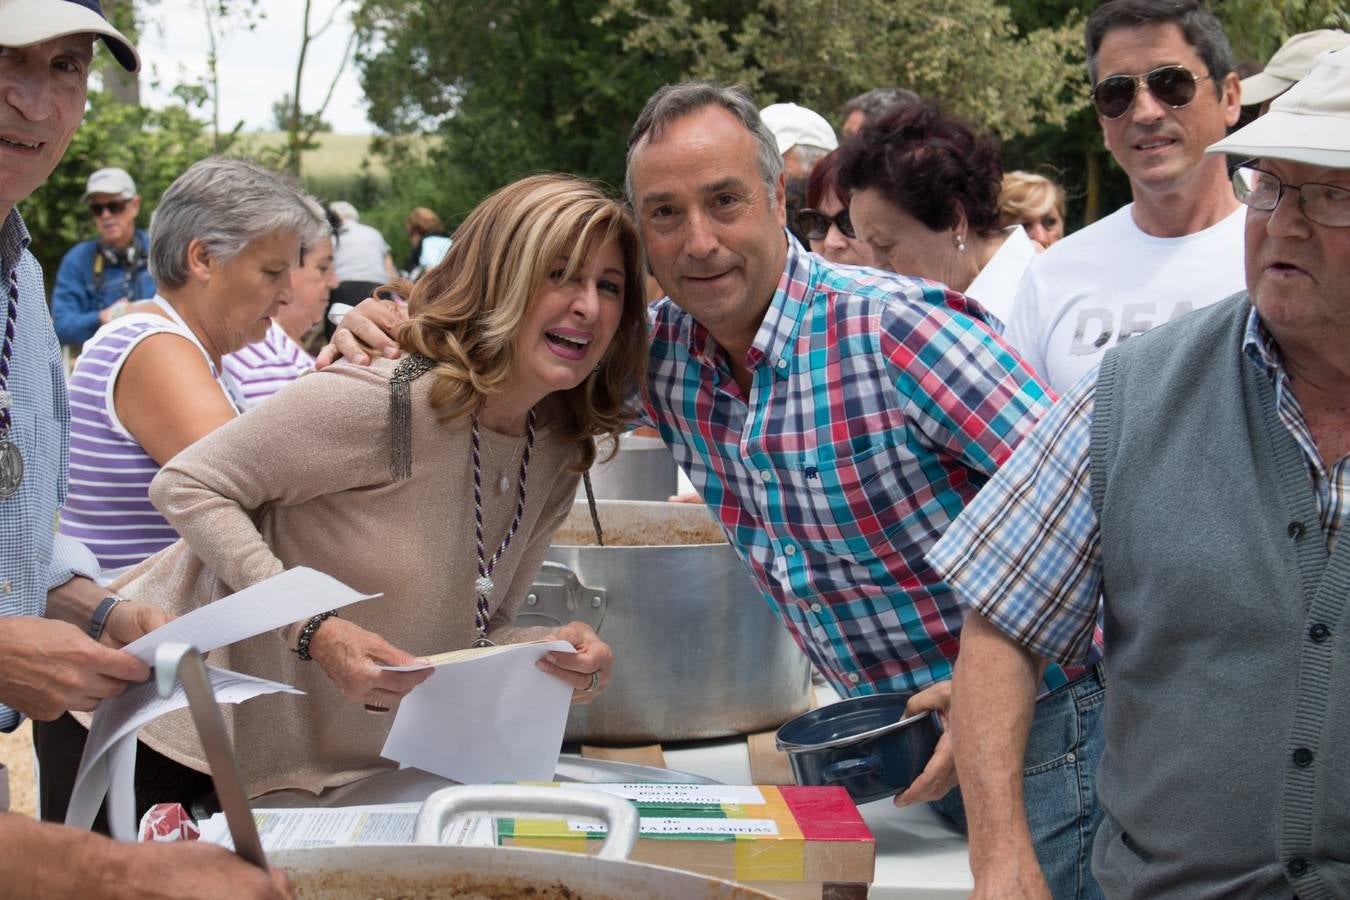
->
[[234, 132, 438, 180]]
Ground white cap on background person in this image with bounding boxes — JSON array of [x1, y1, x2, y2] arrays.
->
[[1210, 48, 1350, 167], [1240, 30, 1350, 106], [0, 0, 140, 72], [81, 167, 137, 203], [760, 102, 839, 154]]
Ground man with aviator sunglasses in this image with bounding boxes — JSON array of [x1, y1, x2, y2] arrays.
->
[[1003, 0, 1245, 394], [935, 46, 1350, 899], [50, 166, 155, 349]]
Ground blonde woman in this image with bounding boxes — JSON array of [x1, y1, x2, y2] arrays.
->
[[998, 170, 1067, 247], [44, 174, 647, 825]]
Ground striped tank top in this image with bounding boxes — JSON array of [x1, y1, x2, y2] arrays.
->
[[222, 320, 313, 409], [59, 305, 243, 575]]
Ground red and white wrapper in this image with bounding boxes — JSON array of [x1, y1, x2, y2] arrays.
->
[[138, 803, 201, 843]]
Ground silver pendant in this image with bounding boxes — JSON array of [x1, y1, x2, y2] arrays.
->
[[470, 636, 495, 648], [0, 437, 22, 499]]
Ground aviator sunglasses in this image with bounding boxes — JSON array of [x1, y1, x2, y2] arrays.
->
[[88, 199, 130, 217], [796, 208, 856, 241], [1091, 64, 1212, 119]]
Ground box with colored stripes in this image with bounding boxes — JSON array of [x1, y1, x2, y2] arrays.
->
[[498, 783, 874, 898]]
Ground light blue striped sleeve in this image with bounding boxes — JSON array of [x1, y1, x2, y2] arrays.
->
[[45, 532, 101, 595], [927, 371, 1105, 667]]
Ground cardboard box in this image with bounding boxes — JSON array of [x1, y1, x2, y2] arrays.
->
[[498, 783, 874, 898]]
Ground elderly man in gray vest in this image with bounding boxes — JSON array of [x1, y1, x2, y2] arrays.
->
[[927, 48, 1350, 900]]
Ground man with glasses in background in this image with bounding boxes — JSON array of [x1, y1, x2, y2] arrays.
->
[[1002, 0, 1245, 393], [933, 48, 1350, 899], [50, 166, 155, 348]]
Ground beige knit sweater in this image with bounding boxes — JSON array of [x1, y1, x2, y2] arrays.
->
[[111, 357, 583, 797]]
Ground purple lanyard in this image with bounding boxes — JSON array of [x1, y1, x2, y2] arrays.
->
[[0, 268, 17, 435]]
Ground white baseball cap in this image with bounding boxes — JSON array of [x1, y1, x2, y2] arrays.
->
[[1209, 49, 1350, 169], [0, 0, 139, 72], [1241, 30, 1350, 106], [760, 102, 838, 155], [82, 167, 137, 203]]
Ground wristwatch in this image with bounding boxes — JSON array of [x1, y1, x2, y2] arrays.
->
[[88, 595, 124, 641]]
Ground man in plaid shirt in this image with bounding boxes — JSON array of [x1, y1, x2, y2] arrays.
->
[[327, 81, 1106, 899], [625, 83, 1105, 899]]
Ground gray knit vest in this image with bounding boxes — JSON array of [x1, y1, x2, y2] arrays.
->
[[1088, 293, 1349, 900]]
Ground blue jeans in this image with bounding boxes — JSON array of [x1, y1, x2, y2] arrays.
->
[[930, 667, 1106, 900]]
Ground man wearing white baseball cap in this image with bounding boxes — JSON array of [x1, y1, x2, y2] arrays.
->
[[760, 102, 838, 248], [759, 101, 838, 180], [0, 2, 291, 897], [1241, 29, 1350, 111], [932, 47, 1350, 899]]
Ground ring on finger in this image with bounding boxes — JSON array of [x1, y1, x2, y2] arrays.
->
[[582, 671, 599, 693], [364, 703, 389, 713]]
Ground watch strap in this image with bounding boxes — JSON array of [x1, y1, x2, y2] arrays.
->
[[89, 595, 124, 641]]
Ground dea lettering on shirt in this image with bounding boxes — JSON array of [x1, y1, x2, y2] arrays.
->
[[1069, 300, 1197, 356]]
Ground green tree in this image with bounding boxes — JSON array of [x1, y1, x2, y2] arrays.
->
[[23, 91, 215, 285], [278, 0, 358, 176], [272, 93, 335, 134], [598, 0, 1088, 138], [1212, 0, 1350, 62], [354, 0, 690, 216]]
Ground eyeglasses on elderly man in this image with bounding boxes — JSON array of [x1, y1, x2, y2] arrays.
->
[[1231, 162, 1350, 228]]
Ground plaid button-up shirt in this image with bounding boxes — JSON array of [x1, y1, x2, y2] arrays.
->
[[928, 304, 1349, 667], [638, 236, 1056, 697]]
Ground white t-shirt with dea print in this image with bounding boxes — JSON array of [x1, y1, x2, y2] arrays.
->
[[1003, 203, 1247, 394]]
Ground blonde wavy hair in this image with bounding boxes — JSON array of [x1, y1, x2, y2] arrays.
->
[[394, 174, 649, 471], [998, 171, 1065, 227]]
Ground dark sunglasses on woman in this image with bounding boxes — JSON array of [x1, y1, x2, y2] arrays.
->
[[1091, 64, 1212, 119], [796, 208, 855, 241]]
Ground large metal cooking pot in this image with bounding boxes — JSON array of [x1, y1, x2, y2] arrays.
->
[[275, 785, 779, 898], [516, 500, 813, 742], [577, 433, 679, 501]]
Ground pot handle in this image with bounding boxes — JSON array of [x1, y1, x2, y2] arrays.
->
[[822, 755, 882, 783], [414, 784, 639, 861], [515, 561, 607, 632]]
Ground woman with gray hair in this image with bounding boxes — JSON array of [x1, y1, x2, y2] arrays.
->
[[57, 156, 328, 576]]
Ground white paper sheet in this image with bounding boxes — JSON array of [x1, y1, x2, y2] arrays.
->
[[64, 668, 303, 840], [198, 803, 496, 850], [122, 566, 379, 663], [380, 640, 574, 784]]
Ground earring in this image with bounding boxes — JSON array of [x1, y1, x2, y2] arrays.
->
[[954, 232, 966, 253]]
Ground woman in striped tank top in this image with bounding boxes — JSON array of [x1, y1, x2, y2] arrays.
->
[[57, 157, 329, 578]]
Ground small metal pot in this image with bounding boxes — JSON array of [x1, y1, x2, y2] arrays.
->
[[775, 693, 941, 804]]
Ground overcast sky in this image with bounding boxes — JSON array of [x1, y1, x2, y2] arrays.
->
[[135, 0, 375, 135]]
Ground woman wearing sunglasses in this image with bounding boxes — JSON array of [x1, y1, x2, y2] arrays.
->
[[836, 101, 1036, 326], [794, 148, 871, 267]]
